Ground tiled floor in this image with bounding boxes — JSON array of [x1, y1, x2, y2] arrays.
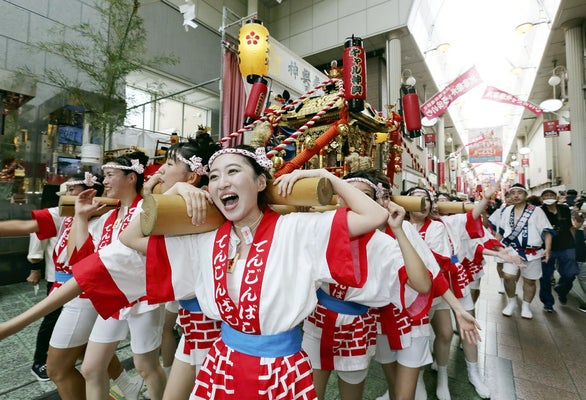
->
[[1, 258, 585, 400]]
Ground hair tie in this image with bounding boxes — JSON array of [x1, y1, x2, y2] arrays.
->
[[65, 172, 101, 187], [102, 159, 145, 174], [207, 147, 273, 173], [176, 154, 206, 175]]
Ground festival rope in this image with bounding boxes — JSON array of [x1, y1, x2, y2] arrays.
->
[[266, 82, 345, 159]]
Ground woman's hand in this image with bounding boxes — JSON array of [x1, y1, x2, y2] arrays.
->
[[74, 189, 107, 219], [454, 309, 482, 345], [143, 171, 162, 195], [386, 200, 406, 230], [501, 248, 526, 267], [273, 169, 329, 197], [166, 182, 211, 225]]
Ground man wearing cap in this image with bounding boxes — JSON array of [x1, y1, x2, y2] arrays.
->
[[491, 183, 553, 319], [539, 188, 579, 312]]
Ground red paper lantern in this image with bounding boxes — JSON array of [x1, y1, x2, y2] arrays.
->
[[343, 35, 367, 112]]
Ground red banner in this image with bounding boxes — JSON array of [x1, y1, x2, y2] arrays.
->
[[482, 86, 543, 115], [558, 123, 571, 132], [421, 66, 482, 119], [424, 133, 436, 148], [544, 120, 559, 137]]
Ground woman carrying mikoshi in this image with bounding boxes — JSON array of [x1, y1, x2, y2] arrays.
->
[[0, 173, 142, 400], [119, 145, 390, 399], [67, 151, 167, 400], [302, 168, 437, 400]]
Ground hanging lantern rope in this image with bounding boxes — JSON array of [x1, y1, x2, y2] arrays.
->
[[219, 78, 343, 145]]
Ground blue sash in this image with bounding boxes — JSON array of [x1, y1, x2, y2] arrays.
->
[[221, 323, 302, 358], [55, 271, 73, 283], [178, 297, 201, 312], [316, 288, 368, 316]]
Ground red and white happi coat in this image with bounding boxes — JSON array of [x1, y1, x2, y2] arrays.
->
[[71, 196, 159, 319], [420, 216, 471, 299], [147, 208, 364, 400], [376, 222, 446, 350], [31, 207, 75, 292], [304, 222, 437, 367], [438, 211, 485, 286], [460, 226, 505, 282]]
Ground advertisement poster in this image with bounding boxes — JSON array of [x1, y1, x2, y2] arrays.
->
[[468, 127, 503, 163]]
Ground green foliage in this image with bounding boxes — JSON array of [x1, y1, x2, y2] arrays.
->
[[22, 0, 177, 148]]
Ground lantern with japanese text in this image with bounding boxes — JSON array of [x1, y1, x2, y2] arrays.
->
[[238, 19, 270, 126], [343, 35, 367, 112]]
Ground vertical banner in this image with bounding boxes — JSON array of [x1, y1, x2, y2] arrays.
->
[[438, 161, 445, 185], [543, 120, 559, 137], [467, 127, 503, 163], [424, 133, 436, 148]]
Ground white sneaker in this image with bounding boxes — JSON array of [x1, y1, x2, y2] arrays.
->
[[469, 376, 491, 398], [376, 390, 390, 400], [467, 361, 491, 399], [502, 298, 517, 317], [521, 302, 533, 319]]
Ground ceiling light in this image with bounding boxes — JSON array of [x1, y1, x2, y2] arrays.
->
[[401, 69, 416, 86], [421, 116, 437, 126], [510, 160, 520, 167], [548, 75, 561, 86], [424, 43, 451, 55], [515, 20, 548, 34], [539, 98, 563, 112], [518, 147, 531, 155]]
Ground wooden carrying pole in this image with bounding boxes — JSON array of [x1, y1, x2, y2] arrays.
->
[[141, 177, 334, 236], [58, 196, 120, 217], [329, 195, 424, 212], [436, 201, 475, 214], [389, 196, 425, 212]]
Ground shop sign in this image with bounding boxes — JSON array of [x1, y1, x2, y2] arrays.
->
[[543, 120, 559, 137]]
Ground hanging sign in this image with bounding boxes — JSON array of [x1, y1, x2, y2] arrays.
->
[[424, 133, 436, 148], [521, 158, 530, 167], [558, 123, 571, 132], [543, 120, 559, 137], [421, 66, 482, 119], [482, 86, 543, 115]]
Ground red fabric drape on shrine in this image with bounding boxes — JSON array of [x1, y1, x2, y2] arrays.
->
[[221, 50, 246, 147]]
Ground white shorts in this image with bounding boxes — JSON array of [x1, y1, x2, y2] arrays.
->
[[337, 368, 369, 384], [165, 301, 179, 314], [374, 334, 432, 368], [174, 334, 198, 366], [89, 306, 165, 354], [430, 292, 474, 315], [49, 297, 97, 348], [503, 258, 542, 280]]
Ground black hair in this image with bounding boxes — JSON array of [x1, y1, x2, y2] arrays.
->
[[342, 168, 390, 200], [108, 151, 149, 193], [166, 133, 221, 188]]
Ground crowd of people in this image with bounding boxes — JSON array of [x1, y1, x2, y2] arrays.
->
[[0, 132, 584, 400]]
